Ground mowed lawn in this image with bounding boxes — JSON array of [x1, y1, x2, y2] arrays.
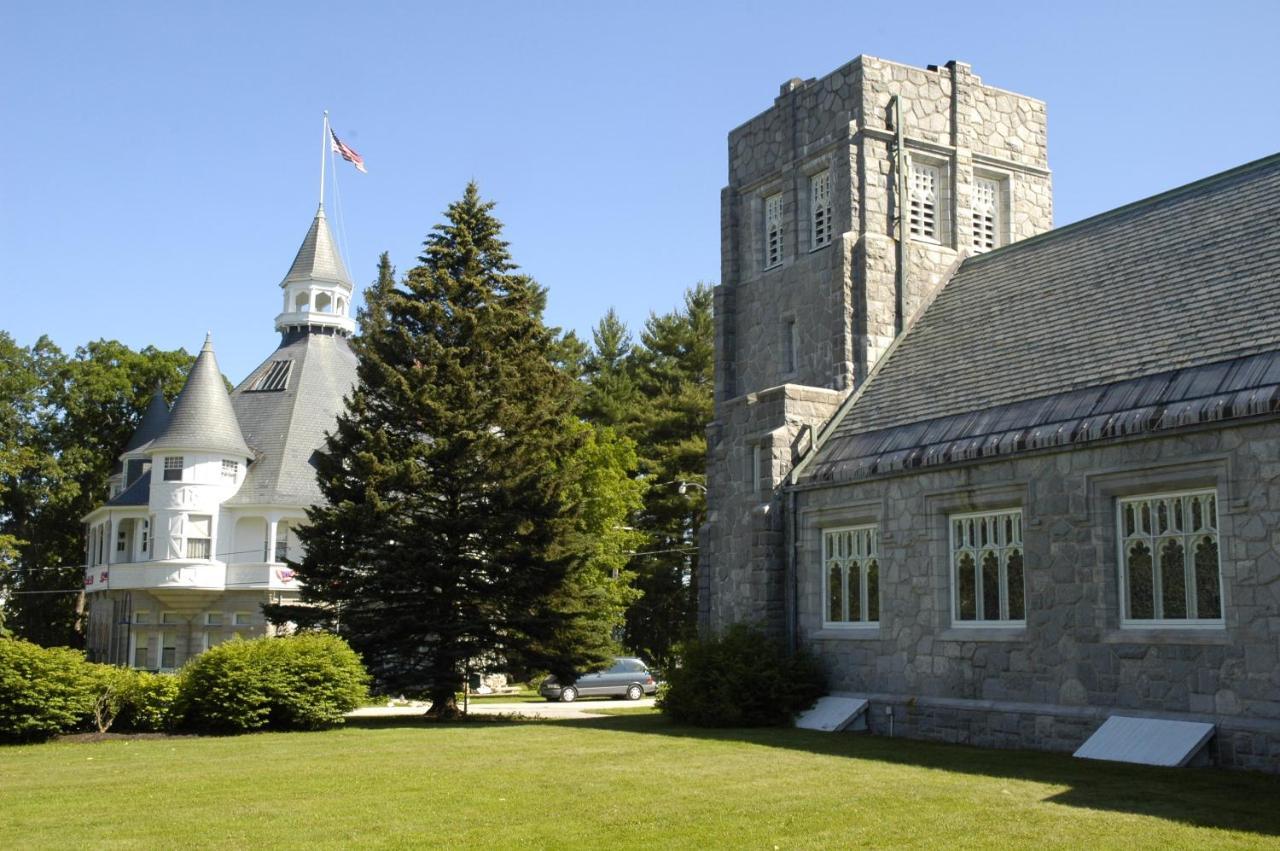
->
[[3, 712, 1279, 849]]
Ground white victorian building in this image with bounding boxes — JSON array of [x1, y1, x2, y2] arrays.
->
[[82, 206, 358, 670]]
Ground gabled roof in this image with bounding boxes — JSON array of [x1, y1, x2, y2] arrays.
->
[[800, 152, 1280, 485], [281, 205, 351, 288], [226, 332, 358, 506], [148, 335, 252, 458], [121, 384, 170, 454]]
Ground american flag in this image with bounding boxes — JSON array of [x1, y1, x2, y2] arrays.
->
[[330, 129, 367, 173]]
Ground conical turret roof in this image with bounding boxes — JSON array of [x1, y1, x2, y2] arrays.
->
[[281, 205, 351, 288], [148, 335, 252, 457], [122, 383, 171, 453]]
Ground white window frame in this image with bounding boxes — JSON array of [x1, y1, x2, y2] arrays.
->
[[763, 192, 784, 270], [821, 524, 880, 628], [133, 610, 152, 625], [185, 514, 212, 560], [809, 170, 832, 250], [949, 508, 1026, 627], [221, 459, 239, 481], [204, 612, 223, 626], [163, 456, 184, 482], [234, 612, 252, 626], [1116, 488, 1224, 629], [161, 611, 181, 625], [131, 632, 150, 669]]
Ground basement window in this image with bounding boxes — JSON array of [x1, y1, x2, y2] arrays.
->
[[823, 525, 880, 626]]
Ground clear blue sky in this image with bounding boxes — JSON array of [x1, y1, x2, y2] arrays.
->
[[3, 1, 1278, 381]]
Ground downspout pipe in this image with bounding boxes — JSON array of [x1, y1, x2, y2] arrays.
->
[[892, 95, 909, 335]]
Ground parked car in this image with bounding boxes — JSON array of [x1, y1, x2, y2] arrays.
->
[[539, 657, 658, 702]]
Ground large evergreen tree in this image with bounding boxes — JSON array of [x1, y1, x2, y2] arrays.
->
[[622, 285, 714, 671], [274, 185, 627, 714]]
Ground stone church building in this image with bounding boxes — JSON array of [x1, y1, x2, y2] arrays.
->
[[81, 206, 358, 670], [703, 55, 1280, 771]]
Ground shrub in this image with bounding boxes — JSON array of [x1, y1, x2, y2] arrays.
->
[[107, 669, 179, 733], [658, 624, 826, 727], [0, 639, 98, 742], [177, 634, 369, 733]]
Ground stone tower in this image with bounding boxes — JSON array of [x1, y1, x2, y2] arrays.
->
[[702, 56, 1053, 633]]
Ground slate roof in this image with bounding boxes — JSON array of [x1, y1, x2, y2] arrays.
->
[[226, 331, 358, 506], [800, 152, 1280, 485], [281, 206, 351, 288], [106, 470, 151, 507], [149, 335, 253, 457], [121, 385, 170, 454]]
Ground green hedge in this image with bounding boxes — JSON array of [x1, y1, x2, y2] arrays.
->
[[176, 633, 369, 733], [0, 639, 99, 742], [1, 633, 369, 742], [658, 624, 826, 727]]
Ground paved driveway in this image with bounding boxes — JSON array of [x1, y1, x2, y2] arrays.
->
[[350, 697, 656, 722]]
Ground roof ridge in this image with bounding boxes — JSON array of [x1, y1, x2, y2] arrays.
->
[[962, 150, 1280, 267]]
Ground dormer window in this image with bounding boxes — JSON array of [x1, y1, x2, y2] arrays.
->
[[163, 456, 183, 482], [810, 170, 832, 250], [764, 192, 783, 269]]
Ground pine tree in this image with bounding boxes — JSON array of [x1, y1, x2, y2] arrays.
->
[[274, 185, 621, 715], [623, 285, 714, 671], [580, 309, 639, 431]]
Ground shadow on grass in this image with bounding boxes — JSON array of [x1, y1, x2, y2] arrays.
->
[[343, 710, 1280, 838]]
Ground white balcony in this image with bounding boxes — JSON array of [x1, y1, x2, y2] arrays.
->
[[84, 560, 300, 593]]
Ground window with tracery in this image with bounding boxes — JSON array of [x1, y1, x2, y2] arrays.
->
[[823, 525, 880, 625], [972, 176, 1001, 252], [810, 170, 832, 249], [951, 509, 1024, 624], [1118, 490, 1222, 625], [909, 162, 940, 242], [764, 192, 783, 268]]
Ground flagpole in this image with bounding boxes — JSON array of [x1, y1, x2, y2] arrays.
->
[[319, 111, 329, 208]]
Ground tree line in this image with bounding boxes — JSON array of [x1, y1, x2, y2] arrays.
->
[[0, 184, 712, 706]]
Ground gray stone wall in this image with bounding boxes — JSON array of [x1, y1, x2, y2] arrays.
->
[[795, 419, 1280, 771], [705, 384, 842, 631], [706, 56, 1053, 635], [85, 589, 279, 668]]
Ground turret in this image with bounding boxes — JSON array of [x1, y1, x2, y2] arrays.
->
[[146, 335, 251, 563], [273, 205, 356, 338]]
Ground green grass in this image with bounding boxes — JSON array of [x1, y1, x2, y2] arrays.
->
[[3, 714, 1278, 849]]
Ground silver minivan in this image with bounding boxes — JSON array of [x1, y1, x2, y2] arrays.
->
[[539, 657, 658, 702]]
